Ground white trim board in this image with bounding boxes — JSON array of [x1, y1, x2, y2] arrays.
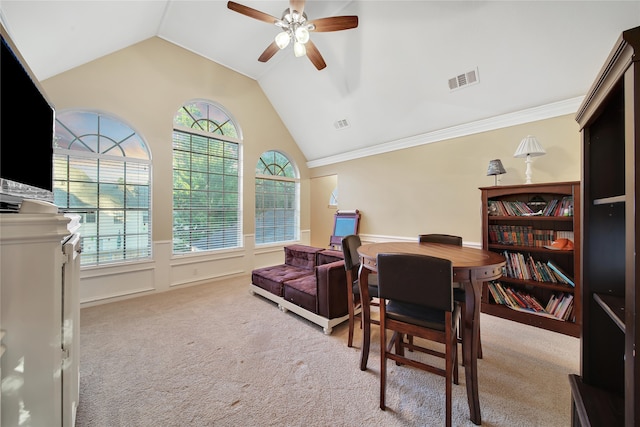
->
[[307, 97, 583, 168]]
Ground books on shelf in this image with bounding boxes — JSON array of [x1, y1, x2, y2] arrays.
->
[[488, 281, 574, 320], [489, 195, 573, 217], [547, 260, 575, 287], [541, 196, 574, 216], [489, 224, 557, 247], [501, 250, 573, 285], [488, 200, 536, 216], [545, 293, 574, 320]]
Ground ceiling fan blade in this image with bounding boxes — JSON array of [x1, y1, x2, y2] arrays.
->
[[258, 41, 280, 63], [305, 40, 326, 70], [289, 0, 305, 14], [227, 1, 279, 25], [310, 16, 358, 32]]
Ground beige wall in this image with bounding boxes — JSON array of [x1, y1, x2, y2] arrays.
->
[[309, 115, 581, 245], [42, 37, 311, 242], [310, 174, 337, 248]]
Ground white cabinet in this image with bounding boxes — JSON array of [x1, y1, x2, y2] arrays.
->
[[0, 213, 80, 427]]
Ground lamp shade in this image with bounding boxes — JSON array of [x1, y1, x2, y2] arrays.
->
[[275, 31, 291, 49], [487, 159, 506, 185], [514, 135, 545, 184], [295, 27, 310, 44], [486, 159, 506, 176], [293, 41, 306, 57], [514, 135, 546, 158]]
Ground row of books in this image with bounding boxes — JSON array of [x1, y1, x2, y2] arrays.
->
[[546, 293, 575, 321], [502, 250, 575, 286], [542, 196, 574, 217], [546, 260, 575, 286], [488, 196, 574, 217], [488, 225, 556, 247], [488, 200, 535, 216], [487, 281, 574, 320]]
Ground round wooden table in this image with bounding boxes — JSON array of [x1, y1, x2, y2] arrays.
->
[[358, 241, 505, 425]]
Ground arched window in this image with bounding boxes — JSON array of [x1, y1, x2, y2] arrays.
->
[[172, 100, 242, 253], [53, 111, 152, 266], [329, 186, 338, 207], [255, 150, 299, 244]]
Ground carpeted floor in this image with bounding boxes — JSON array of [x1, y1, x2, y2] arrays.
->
[[76, 275, 579, 427]]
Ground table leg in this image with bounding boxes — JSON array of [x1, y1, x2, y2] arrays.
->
[[358, 264, 372, 371], [463, 273, 483, 425]]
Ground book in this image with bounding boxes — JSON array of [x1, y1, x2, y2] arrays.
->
[[505, 287, 527, 308], [546, 260, 575, 287], [488, 282, 505, 305], [556, 294, 574, 319]]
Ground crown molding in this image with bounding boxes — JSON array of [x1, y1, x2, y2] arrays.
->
[[306, 96, 584, 169]]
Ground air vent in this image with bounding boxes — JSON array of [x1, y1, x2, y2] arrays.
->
[[448, 68, 479, 91], [334, 119, 350, 130]]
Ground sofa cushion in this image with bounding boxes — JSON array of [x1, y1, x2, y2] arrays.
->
[[317, 249, 344, 266], [283, 274, 318, 313], [252, 264, 313, 297], [285, 245, 324, 269]]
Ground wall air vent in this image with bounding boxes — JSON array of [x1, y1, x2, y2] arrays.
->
[[448, 68, 479, 91], [334, 119, 350, 130]]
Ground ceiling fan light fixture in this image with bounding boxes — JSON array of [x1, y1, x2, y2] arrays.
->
[[293, 41, 306, 57], [275, 31, 291, 49], [227, 0, 359, 71], [295, 26, 309, 44]]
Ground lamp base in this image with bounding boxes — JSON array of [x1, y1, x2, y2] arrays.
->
[[524, 155, 533, 184]]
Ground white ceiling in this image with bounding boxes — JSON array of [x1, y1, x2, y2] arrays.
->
[[1, 1, 639, 165]]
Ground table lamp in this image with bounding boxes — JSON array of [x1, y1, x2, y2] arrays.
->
[[486, 159, 506, 185], [514, 135, 546, 184]]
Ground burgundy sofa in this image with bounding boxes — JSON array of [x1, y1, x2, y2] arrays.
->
[[250, 245, 349, 334]]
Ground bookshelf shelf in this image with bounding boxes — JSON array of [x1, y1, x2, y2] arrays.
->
[[480, 181, 581, 338], [593, 293, 625, 332], [488, 215, 573, 222], [593, 195, 625, 205], [568, 375, 624, 426], [488, 243, 574, 254], [481, 301, 576, 335]]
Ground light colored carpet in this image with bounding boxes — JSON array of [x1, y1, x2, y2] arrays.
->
[[76, 275, 579, 427]]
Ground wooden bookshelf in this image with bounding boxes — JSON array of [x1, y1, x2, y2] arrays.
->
[[479, 181, 581, 337], [571, 25, 639, 427]]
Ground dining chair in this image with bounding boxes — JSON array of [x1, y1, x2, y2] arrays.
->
[[341, 234, 379, 371], [419, 233, 483, 359], [377, 252, 460, 427], [418, 233, 462, 246]]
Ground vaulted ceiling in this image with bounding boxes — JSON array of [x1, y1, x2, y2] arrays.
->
[[1, 1, 638, 166]]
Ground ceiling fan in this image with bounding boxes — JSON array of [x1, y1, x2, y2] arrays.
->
[[227, 0, 358, 70]]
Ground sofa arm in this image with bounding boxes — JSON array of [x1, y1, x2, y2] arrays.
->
[[315, 260, 348, 319]]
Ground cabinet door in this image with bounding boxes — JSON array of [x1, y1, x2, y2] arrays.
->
[[0, 214, 72, 427], [62, 234, 81, 427]]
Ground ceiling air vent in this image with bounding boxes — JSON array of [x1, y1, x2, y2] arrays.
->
[[448, 68, 479, 91], [334, 119, 350, 130]]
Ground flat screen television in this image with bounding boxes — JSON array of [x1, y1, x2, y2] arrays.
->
[[1, 23, 55, 208]]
